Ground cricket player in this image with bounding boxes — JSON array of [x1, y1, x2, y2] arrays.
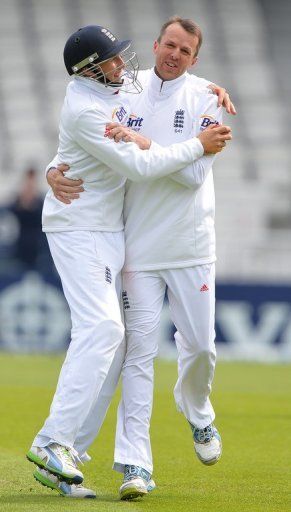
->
[[110, 17, 227, 498], [43, 18, 235, 500], [26, 23, 231, 499]]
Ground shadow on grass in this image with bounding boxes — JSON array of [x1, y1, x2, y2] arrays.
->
[[0, 493, 120, 504]]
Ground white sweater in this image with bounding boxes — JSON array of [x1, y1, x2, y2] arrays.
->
[[42, 76, 204, 232], [123, 69, 222, 271]]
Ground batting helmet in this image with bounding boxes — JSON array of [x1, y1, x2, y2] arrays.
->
[[64, 25, 130, 75], [63, 25, 141, 93]]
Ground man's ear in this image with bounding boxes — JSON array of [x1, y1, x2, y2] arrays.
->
[[191, 56, 198, 67], [153, 40, 159, 54]]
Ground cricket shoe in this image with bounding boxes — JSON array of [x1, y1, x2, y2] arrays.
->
[[119, 465, 152, 500], [26, 444, 83, 484], [34, 468, 96, 498], [191, 423, 222, 465], [147, 478, 156, 492]]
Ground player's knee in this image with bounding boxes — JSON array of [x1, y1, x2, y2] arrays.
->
[[124, 340, 158, 366], [105, 319, 125, 344], [126, 334, 157, 358], [194, 347, 216, 366], [88, 318, 124, 347]]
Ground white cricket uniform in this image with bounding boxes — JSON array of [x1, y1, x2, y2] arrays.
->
[[33, 75, 206, 450], [113, 69, 222, 474], [66, 70, 222, 474]]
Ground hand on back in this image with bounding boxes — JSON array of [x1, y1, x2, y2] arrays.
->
[[47, 164, 83, 204]]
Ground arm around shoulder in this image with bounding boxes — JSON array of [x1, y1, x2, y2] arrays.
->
[[75, 108, 206, 182]]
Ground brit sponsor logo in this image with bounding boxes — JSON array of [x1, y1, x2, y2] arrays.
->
[[112, 106, 127, 123], [174, 109, 185, 133], [127, 113, 143, 130], [200, 114, 219, 130]]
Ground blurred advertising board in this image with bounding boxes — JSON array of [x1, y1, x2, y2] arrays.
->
[[0, 271, 70, 353], [0, 272, 290, 361]]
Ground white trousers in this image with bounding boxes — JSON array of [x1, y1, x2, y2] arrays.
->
[[33, 230, 125, 449], [38, 260, 216, 476], [114, 264, 216, 474]]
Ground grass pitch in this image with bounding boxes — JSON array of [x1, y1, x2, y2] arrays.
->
[[0, 355, 290, 512]]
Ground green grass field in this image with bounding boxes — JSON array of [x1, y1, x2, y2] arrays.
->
[[0, 354, 290, 512]]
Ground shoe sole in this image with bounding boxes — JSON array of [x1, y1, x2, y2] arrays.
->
[[196, 452, 221, 465], [195, 444, 222, 466], [27, 451, 83, 485], [33, 470, 96, 499], [34, 470, 63, 495], [120, 487, 148, 501]]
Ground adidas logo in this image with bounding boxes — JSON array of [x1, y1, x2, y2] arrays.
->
[[200, 284, 209, 292]]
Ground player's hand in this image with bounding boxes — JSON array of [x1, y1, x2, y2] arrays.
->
[[105, 123, 151, 150], [208, 83, 237, 115], [197, 124, 232, 154], [47, 164, 84, 204]]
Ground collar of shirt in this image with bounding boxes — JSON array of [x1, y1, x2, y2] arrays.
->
[[73, 76, 122, 97], [148, 67, 187, 99]]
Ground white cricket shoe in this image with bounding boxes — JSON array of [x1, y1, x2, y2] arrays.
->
[[147, 478, 156, 492], [120, 465, 153, 500], [26, 444, 83, 484], [34, 468, 96, 498], [192, 424, 222, 465], [120, 477, 148, 500]]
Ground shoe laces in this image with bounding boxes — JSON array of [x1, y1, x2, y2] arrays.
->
[[54, 445, 83, 469], [124, 465, 151, 483], [68, 446, 83, 466], [191, 423, 214, 444]]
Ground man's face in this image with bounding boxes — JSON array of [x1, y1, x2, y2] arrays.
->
[[153, 23, 199, 81], [99, 54, 125, 83]]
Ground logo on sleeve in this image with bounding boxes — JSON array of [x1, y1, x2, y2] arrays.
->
[[127, 113, 143, 130], [200, 114, 219, 131], [112, 106, 127, 123], [174, 109, 185, 133]]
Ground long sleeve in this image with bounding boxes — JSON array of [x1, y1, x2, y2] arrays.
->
[[45, 154, 59, 176], [74, 108, 204, 182], [170, 154, 216, 190]]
